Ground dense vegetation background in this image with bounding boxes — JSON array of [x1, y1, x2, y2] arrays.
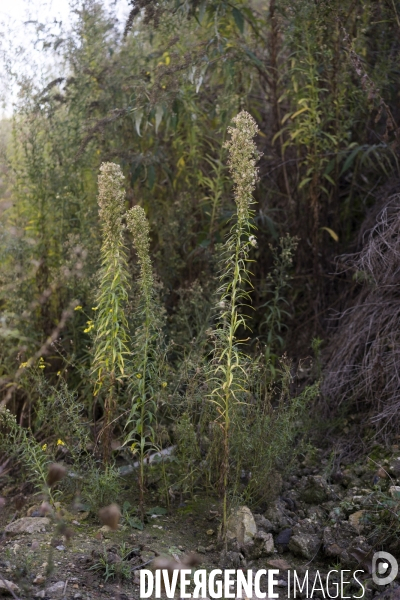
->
[[1, 0, 400, 515]]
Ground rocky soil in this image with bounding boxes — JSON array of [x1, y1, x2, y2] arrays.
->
[[1, 444, 400, 599]]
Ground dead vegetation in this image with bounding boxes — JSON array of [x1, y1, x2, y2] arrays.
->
[[323, 186, 400, 436]]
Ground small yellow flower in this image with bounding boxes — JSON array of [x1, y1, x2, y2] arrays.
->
[[136, 373, 142, 379], [38, 357, 45, 370], [56, 371, 61, 376], [83, 320, 94, 333], [42, 443, 47, 451], [57, 439, 65, 446], [92, 306, 99, 311], [162, 382, 167, 388], [20, 362, 28, 368], [74, 305, 83, 311], [130, 443, 137, 453]]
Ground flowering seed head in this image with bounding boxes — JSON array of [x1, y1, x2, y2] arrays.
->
[[98, 163, 126, 252], [126, 206, 154, 300], [223, 111, 260, 221]]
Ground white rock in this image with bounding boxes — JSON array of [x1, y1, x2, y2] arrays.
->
[[47, 581, 65, 594], [34, 581, 66, 598], [5, 517, 51, 534], [0, 579, 20, 595], [226, 506, 257, 545]]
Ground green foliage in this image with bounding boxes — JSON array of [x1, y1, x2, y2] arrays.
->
[[260, 235, 298, 368], [0, 0, 398, 523], [82, 465, 123, 515], [0, 407, 51, 495], [89, 545, 131, 582]]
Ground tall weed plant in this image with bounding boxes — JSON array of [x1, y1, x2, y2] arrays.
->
[[208, 111, 260, 535], [91, 163, 130, 460], [124, 205, 165, 516]]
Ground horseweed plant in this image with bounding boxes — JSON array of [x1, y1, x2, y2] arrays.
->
[[125, 205, 161, 517], [92, 163, 130, 461], [0, 408, 58, 503], [209, 111, 260, 536]]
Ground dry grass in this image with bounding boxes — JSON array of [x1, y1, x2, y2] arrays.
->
[[323, 188, 400, 436]]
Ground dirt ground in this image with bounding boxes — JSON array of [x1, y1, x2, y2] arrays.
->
[[0, 481, 315, 600]]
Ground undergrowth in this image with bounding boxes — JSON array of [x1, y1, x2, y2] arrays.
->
[[1, 0, 397, 537]]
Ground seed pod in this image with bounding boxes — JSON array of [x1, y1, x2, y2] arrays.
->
[[14, 493, 26, 511], [98, 503, 121, 530], [47, 463, 67, 487]]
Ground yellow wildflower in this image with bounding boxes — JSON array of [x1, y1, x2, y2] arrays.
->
[[162, 382, 167, 388], [92, 306, 99, 311], [136, 373, 142, 379], [74, 305, 83, 311], [84, 320, 94, 333], [38, 357, 45, 370], [20, 362, 28, 368], [57, 439, 65, 446], [42, 443, 47, 451]]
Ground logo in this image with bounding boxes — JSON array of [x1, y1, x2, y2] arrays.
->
[[372, 551, 398, 585]]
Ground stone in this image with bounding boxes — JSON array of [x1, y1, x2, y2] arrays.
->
[[349, 510, 365, 533], [264, 499, 292, 531], [323, 522, 372, 566], [5, 517, 51, 535], [329, 506, 345, 523], [274, 528, 292, 552], [45, 581, 65, 597], [299, 475, 330, 504], [0, 579, 20, 595], [288, 520, 322, 559], [248, 531, 275, 558], [220, 549, 245, 569], [323, 523, 355, 560], [288, 531, 321, 559], [267, 558, 291, 570], [226, 506, 257, 545], [258, 531, 274, 555], [254, 514, 273, 533], [306, 505, 326, 521]]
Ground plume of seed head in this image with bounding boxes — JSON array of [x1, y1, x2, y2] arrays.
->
[[223, 111, 260, 221], [126, 206, 153, 300], [97, 162, 126, 250]]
